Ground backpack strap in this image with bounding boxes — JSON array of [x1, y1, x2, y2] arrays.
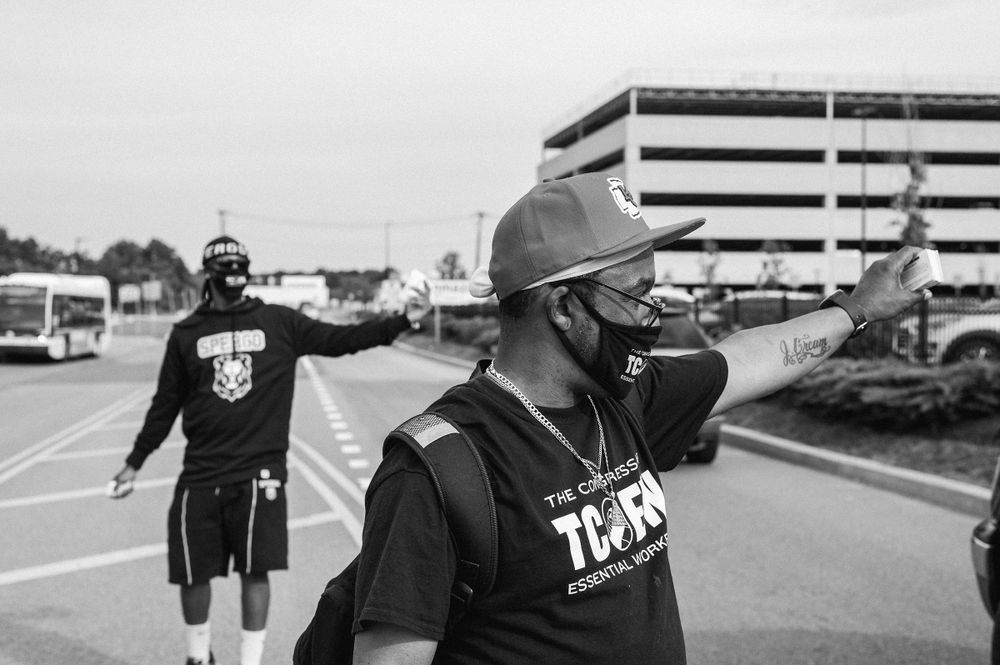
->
[[384, 411, 498, 618]]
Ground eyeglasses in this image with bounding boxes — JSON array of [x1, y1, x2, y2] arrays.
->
[[559, 277, 664, 327], [208, 257, 249, 272]]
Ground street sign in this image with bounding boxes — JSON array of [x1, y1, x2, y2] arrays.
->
[[141, 280, 162, 302], [429, 279, 489, 306], [118, 284, 141, 303]]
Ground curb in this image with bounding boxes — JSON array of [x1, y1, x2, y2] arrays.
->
[[722, 424, 990, 517], [392, 343, 992, 518]]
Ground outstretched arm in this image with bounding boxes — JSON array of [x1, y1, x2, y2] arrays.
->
[[709, 246, 928, 417]]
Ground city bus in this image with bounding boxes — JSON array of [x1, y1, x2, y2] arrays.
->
[[0, 272, 112, 360]]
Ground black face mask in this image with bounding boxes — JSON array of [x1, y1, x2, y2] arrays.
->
[[556, 291, 662, 400], [203, 259, 250, 300]]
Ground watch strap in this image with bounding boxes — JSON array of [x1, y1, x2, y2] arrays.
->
[[819, 289, 868, 338]]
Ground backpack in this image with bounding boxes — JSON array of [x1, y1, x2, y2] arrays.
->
[[292, 411, 498, 665]]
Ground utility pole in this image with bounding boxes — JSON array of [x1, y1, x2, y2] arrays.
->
[[72, 236, 84, 273], [384, 221, 391, 272], [852, 106, 876, 274], [474, 211, 485, 269], [218, 209, 227, 235]]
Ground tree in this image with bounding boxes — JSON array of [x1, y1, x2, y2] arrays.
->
[[890, 95, 933, 249], [320, 269, 387, 303], [97, 238, 195, 310], [0, 226, 91, 274], [435, 250, 466, 280], [756, 240, 791, 289], [891, 155, 933, 248], [697, 239, 721, 300]]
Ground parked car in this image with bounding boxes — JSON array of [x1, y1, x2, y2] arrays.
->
[[896, 299, 1000, 364], [971, 454, 1000, 662], [649, 306, 725, 464]]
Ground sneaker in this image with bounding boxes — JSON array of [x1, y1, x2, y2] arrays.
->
[[184, 651, 215, 665]]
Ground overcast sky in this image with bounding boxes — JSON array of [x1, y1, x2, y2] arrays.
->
[[4, 0, 1000, 275]]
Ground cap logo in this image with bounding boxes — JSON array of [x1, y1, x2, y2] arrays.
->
[[607, 177, 641, 219], [204, 241, 248, 261]]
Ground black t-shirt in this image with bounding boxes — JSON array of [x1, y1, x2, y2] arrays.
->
[[354, 350, 727, 665]]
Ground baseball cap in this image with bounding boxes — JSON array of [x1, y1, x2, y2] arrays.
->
[[479, 173, 704, 299], [202, 235, 250, 266]]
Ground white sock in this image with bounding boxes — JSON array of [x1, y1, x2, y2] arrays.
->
[[185, 621, 211, 663], [241, 628, 267, 665]]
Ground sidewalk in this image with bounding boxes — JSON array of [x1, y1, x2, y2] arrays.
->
[[394, 340, 991, 518]]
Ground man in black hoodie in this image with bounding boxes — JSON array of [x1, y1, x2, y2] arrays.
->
[[109, 235, 430, 665]]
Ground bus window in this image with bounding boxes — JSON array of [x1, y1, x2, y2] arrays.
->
[[52, 295, 106, 329], [0, 285, 47, 334]]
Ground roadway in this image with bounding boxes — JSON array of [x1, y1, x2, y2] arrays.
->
[[0, 333, 991, 664]]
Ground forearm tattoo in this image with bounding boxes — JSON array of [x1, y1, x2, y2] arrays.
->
[[779, 335, 831, 366]]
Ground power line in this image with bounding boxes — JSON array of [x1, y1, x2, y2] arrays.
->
[[221, 210, 478, 229]]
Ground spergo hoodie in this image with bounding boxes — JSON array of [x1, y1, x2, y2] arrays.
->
[[126, 297, 411, 487]]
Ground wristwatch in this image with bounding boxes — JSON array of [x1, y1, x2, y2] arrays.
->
[[818, 289, 868, 338]]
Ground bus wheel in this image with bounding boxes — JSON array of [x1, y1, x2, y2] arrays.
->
[[48, 336, 65, 361]]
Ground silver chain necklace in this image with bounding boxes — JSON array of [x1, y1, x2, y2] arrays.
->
[[487, 361, 615, 500]]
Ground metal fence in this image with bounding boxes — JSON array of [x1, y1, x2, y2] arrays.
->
[[697, 294, 1000, 365]]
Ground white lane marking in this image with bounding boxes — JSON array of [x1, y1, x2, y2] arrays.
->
[[340, 444, 362, 455], [290, 434, 365, 507], [0, 511, 339, 587], [299, 356, 371, 482], [45, 440, 185, 461], [0, 389, 151, 485], [0, 359, 370, 588], [98, 421, 147, 431], [358, 477, 371, 490], [0, 544, 168, 587], [288, 451, 362, 546], [0, 477, 176, 510]]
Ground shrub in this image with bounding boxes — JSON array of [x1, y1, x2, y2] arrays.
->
[[781, 358, 1000, 431], [442, 314, 499, 352]]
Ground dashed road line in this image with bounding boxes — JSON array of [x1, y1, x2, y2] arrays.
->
[[288, 450, 362, 546], [300, 357, 372, 488], [289, 433, 365, 507]]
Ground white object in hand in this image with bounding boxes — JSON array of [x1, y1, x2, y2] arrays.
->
[[403, 269, 430, 299], [900, 248, 943, 291], [106, 479, 134, 498]]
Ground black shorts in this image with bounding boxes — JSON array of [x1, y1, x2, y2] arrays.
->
[[167, 478, 288, 585]]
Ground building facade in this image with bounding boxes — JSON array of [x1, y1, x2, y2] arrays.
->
[[538, 71, 1000, 295]]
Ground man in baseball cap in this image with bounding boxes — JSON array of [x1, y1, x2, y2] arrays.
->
[[470, 173, 703, 300], [200, 235, 251, 302], [350, 172, 926, 664]]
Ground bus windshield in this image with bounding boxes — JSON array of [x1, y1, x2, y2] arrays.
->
[[0, 285, 47, 333]]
